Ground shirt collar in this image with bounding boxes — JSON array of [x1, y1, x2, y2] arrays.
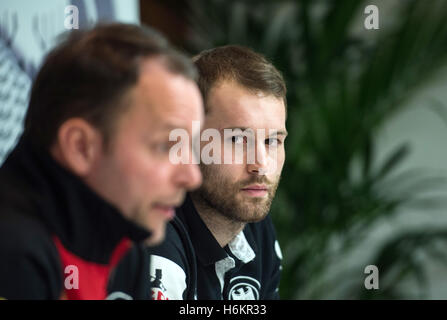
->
[[227, 229, 256, 264], [177, 194, 258, 266]]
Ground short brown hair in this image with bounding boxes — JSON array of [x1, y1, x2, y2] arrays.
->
[[24, 23, 197, 149], [193, 45, 286, 113]]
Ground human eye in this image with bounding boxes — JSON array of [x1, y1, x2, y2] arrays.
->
[[265, 137, 282, 147], [231, 135, 245, 144], [152, 141, 171, 154]]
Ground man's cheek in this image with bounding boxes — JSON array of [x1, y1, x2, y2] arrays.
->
[[271, 150, 286, 175]]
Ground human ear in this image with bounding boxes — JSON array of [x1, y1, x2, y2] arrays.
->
[[55, 118, 103, 176]]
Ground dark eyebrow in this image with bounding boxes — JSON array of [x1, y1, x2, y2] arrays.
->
[[265, 129, 288, 138], [221, 127, 288, 137], [271, 130, 288, 137], [221, 127, 251, 131]]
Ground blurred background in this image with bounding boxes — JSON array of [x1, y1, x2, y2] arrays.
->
[[1, 0, 447, 299]]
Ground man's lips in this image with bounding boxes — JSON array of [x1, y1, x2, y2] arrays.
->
[[152, 203, 177, 219], [241, 184, 269, 197], [242, 184, 268, 190]]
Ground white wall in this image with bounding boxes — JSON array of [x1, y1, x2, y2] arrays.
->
[[372, 68, 447, 298], [322, 67, 447, 299], [0, 0, 139, 163]]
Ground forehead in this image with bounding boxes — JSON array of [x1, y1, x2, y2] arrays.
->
[[206, 80, 286, 131], [121, 59, 203, 133]]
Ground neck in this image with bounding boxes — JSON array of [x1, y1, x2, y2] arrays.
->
[[190, 193, 245, 248]]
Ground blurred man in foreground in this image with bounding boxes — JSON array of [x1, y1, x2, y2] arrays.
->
[[0, 23, 203, 299]]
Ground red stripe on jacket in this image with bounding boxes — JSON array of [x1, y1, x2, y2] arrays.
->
[[53, 236, 131, 300]]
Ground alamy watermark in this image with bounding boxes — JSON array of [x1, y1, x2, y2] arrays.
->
[[364, 5, 379, 30], [364, 265, 379, 290], [168, 121, 284, 175], [64, 265, 79, 290], [64, 5, 79, 30]]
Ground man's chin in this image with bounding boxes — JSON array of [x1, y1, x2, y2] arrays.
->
[[137, 218, 167, 246], [144, 228, 166, 246], [229, 206, 270, 223]]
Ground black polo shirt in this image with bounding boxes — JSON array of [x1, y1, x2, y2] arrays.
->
[[147, 195, 282, 300]]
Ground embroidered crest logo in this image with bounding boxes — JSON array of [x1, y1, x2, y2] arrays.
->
[[228, 276, 260, 300]]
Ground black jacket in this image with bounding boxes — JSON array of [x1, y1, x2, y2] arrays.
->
[[0, 138, 151, 300], [148, 195, 282, 300]]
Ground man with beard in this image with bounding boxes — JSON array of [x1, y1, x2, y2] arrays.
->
[[148, 45, 287, 300]]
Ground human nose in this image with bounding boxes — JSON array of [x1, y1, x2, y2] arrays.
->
[[247, 141, 268, 175], [174, 162, 202, 190]]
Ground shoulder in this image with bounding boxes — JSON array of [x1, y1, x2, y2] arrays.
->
[[0, 210, 57, 258], [246, 215, 278, 246], [148, 220, 189, 268], [146, 219, 194, 300], [0, 211, 62, 299], [246, 215, 283, 263]]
